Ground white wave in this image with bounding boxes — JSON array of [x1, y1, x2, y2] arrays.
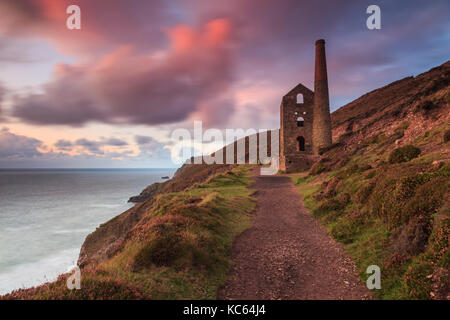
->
[[0, 248, 79, 295], [89, 203, 123, 208], [3, 225, 34, 232], [52, 228, 92, 235]]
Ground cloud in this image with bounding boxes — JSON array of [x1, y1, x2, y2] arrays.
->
[[11, 18, 237, 126], [134, 135, 171, 159], [2, 0, 449, 131], [135, 135, 167, 150], [54, 137, 129, 154], [0, 128, 176, 168], [0, 127, 44, 159], [74, 138, 104, 155], [104, 138, 128, 146], [135, 135, 155, 145], [0, 84, 4, 119], [54, 139, 72, 151]]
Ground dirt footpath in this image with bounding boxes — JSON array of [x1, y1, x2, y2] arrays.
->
[[218, 171, 372, 300]]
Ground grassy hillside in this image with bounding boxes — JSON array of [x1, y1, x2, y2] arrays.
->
[[2, 166, 256, 299], [289, 61, 449, 300], [292, 128, 449, 299]]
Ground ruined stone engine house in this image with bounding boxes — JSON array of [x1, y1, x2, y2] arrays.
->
[[279, 39, 332, 172]]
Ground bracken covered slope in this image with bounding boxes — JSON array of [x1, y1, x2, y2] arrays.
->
[[293, 60, 449, 299]]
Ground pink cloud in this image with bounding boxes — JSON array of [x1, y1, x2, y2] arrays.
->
[[12, 18, 237, 126]]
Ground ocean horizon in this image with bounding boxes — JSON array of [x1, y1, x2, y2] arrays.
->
[[0, 168, 176, 294]]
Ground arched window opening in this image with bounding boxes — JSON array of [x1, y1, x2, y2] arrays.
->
[[297, 116, 304, 127], [297, 136, 305, 152], [296, 94, 304, 104]]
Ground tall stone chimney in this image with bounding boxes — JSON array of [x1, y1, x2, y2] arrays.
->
[[312, 39, 332, 154]]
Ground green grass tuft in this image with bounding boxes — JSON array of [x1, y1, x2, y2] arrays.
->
[[389, 145, 421, 164]]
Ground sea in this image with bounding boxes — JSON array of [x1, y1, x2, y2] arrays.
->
[[0, 168, 176, 295]]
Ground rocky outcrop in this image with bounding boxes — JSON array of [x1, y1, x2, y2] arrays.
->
[[128, 182, 163, 203]]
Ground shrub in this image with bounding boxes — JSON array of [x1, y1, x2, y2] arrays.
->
[[330, 214, 365, 244], [364, 170, 376, 179], [317, 192, 350, 212], [356, 182, 375, 203], [391, 216, 431, 259], [323, 177, 341, 198], [403, 258, 433, 299], [338, 131, 353, 142], [399, 177, 448, 224], [391, 121, 410, 140], [362, 134, 382, 147], [402, 217, 450, 300], [444, 130, 450, 143], [318, 198, 343, 211], [394, 172, 437, 201], [336, 192, 351, 207], [133, 226, 185, 269], [416, 99, 437, 113], [369, 168, 449, 227], [2, 272, 150, 300], [318, 142, 342, 155], [428, 217, 450, 267], [335, 162, 363, 179], [359, 164, 372, 171], [309, 162, 328, 175], [389, 145, 421, 164], [335, 156, 350, 169]]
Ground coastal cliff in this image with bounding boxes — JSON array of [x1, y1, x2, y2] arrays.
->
[[2, 61, 448, 300], [78, 163, 235, 267]]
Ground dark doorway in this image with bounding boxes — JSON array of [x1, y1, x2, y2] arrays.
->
[[297, 136, 305, 151]]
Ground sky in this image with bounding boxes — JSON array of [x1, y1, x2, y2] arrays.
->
[[0, 0, 448, 168]]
